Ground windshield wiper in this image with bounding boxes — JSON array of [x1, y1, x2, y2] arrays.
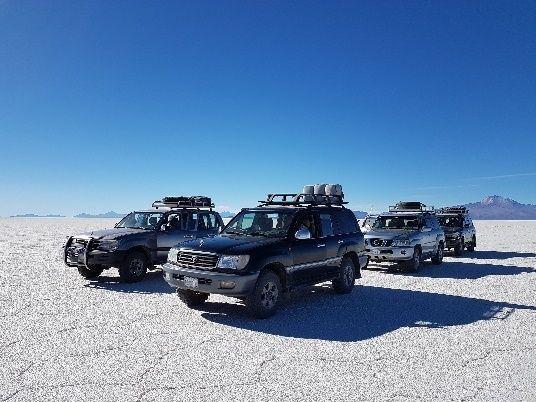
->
[[248, 232, 269, 237], [224, 230, 243, 235]]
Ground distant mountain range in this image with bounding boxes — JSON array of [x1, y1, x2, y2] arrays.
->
[[74, 211, 126, 219], [353, 211, 368, 219], [10, 213, 65, 218], [463, 195, 536, 220], [218, 211, 237, 218]]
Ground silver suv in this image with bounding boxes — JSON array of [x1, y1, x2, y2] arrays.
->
[[364, 202, 445, 272]]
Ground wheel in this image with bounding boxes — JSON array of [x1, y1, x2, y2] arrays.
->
[[119, 251, 148, 282], [431, 242, 444, 265], [246, 271, 283, 319], [454, 239, 464, 256], [77, 265, 104, 279], [405, 247, 421, 272], [467, 236, 476, 252], [332, 256, 356, 294], [177, 289, 209, 307]]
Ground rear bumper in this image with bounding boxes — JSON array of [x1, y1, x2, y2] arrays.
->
[[162, 263, 259, 297], [365, 246, 414, 262]]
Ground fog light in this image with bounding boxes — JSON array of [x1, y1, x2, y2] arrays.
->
[[219, 281, 236, 289]]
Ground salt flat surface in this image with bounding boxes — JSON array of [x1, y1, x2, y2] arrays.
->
[[1, 219, 535, 401]]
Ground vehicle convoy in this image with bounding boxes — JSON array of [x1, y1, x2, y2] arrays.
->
[[437, 206, 476, 256], [162, 184, 367, 318], [64, 196, 224, 282], [364, 202, 445, 272]]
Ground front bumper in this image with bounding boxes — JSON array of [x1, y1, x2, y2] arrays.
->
[[162, 263, 259, 297], [365, 246, 414, 262], [64, 237, 124, 268], [445, 236, 461, 248]]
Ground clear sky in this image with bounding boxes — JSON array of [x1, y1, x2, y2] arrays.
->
[[1, 1, 535, 216]]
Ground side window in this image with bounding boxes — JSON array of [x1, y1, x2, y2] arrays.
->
[[208, 213, 219, 229], [187, 213, 198, 230], [295, 212, 318, 238], [319, 214, 334, 237], [333, 210, 358, 234], [166, 213, 185, 231]]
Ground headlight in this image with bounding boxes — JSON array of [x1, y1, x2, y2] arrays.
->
[[216, 255, 250, 270], [392, 239, 411, 247], [168, 248, 179, 262], [97, 240, 118, 252]]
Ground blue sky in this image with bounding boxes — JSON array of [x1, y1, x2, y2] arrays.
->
[[1, 1, 535, 216]]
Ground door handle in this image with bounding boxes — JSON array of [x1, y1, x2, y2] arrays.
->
[[317, 244, 326, 248], [184, 235, 194, 239], [338, 240, 344, 244]]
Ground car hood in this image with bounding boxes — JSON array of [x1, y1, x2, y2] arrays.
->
[[75, 228, 148, 240], [365, 229, 419, 240], [178, 234, 283, 254]]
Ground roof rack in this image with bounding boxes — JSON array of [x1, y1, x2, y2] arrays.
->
[[258, 193, 347, 207], [152, 196, 214, 210], [438, 206, 469, 214], [388, 201, 434, 213]]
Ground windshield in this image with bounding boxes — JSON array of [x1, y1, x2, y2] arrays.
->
[[223, 210, 295, 238], [438, 215, 462, 228], [115, 212, 164, 230], [373, 215, 420, 230]]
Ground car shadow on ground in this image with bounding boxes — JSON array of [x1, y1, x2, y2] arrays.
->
[[460, 250, 536, 260], [199, 284, 536, 342], [367, 260, 535, 280], [83, 270, 174, 294]]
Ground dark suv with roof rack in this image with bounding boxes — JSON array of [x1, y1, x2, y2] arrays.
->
[[64, 196, 224, 282], [163, 187, 366, 318], [364, 202, 445, 272], [437, 206, 476, 256]]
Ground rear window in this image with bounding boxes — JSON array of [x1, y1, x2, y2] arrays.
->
[[333, 209, 359, 234]]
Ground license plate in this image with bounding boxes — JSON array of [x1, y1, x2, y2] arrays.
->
[[372, 249, 380, 255], [183, 276, 198, 288]]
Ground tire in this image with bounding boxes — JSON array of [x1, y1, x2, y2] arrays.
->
[[467, 236, 476, 252], [119, 251, 148, 282], [177, 289, 209, 307], [454, 239, 464, 257], [405, 247, 421, 272], [77, 265, 104, 279], [332, 256, 356, 294], [246, 271, 283, 319], [431, 242, 444, 265]]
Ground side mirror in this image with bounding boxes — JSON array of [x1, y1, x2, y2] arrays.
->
[[294, 228, 312, 240], [160, 225, 167, 232]]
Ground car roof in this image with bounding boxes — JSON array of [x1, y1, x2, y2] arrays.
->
[[377, 212, 429, 217], [134, 208, 215, 214]]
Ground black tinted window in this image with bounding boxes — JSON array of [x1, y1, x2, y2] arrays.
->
[[333, 210, 358, 234], [319, 214, 334, 237]]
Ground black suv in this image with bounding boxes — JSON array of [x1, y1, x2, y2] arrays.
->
[[64, 197, 224, 282], [437, 206, 477, 256], [163, 191, 366, 318]]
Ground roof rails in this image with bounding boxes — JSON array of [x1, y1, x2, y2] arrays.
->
[[388, 201, 434, 213], [438, 206, 469, 214], [258, 193, 347, 207], [152, 196, 215, 210]]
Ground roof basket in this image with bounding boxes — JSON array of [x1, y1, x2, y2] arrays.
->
[[438, 206, 469, 214], [258, 193, 347, 207], [389, 201, 434, 213], [152, 196, 214, 210]]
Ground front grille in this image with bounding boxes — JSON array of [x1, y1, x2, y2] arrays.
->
[[176, 250, 219, 269], [370, 238, 393, 247]]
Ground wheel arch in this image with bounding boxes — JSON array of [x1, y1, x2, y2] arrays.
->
[[260, 262, 288, 291]]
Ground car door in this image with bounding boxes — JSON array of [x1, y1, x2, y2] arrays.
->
[[156, 212, 189, 262], [318, 211, 340, 279], [421, 215, 435, 256], [288, 211, 327, 287]]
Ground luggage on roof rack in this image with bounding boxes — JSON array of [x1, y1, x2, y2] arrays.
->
[[152, 196, 214, 209], [258, 193, 347, 207], [389, 201, 434, 212]]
